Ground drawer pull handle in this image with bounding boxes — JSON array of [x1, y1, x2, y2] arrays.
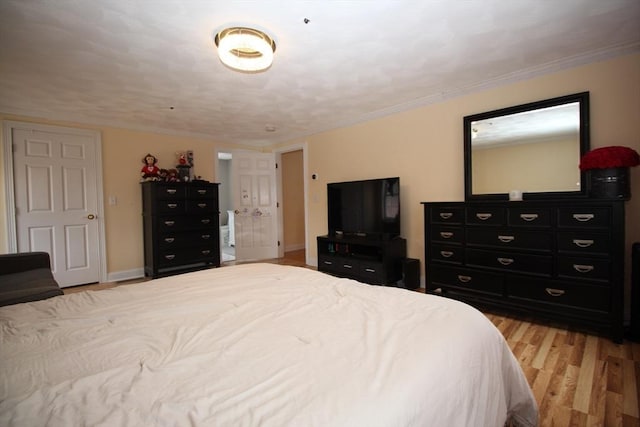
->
[[164, 237, 175, 243], [201, 219, 211, 224], [201, 250, 211, 255], [497, 257, 514, 265], [164, 220, 175, 226], [439, 212, 453, 220], [545, 288, 565, 297], [440, 232, 453, 239], [440, 250, 454, 258], [498, 235, 515, 243], [164, 254, 176, 260], [520, 213, 539, 221], [573, 264, 594, 273], [476, 213, 492, 220], [343, 264, 353, 269], [323, 261, 333, 266], [457, 275, 472, 283], [364, 268, 376, 273], [197, 203, 207, 208], [572, 239, 594, 248], [573, 213, 594, 222], [197, 189, 207, 194], [167, 203, 178, 209], [166, 189, 177, 194], [201, 234, 211, 239]]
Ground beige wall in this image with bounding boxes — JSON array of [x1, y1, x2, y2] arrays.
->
[[281, 150, 305, 251], [283, 53, 639, 308], [0, 115, 250, 275], [473, 138, 580, 194]]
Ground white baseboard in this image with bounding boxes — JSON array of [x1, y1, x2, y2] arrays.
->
[[284, 243, 305, 252], [106, 268, 145, 283]]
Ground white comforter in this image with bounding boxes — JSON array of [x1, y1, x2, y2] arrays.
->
[[0, 263, 537, 427]]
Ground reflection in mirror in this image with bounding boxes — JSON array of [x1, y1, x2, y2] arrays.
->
[[464, 92, 590, 200]]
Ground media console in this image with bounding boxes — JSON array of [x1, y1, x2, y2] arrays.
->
[[317, 235, 406, 285]]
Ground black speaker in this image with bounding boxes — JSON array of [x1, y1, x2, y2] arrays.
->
[[401, 258, 420, 289], [630, 242, 640, 342]]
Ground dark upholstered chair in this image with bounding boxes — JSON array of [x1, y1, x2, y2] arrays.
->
[[0, 252, 63, 307]]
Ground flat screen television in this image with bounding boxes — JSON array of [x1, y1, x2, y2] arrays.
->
[[327, 177, 400, 239]]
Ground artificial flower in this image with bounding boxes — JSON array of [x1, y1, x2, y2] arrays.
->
[[579, 145, 640, 171]]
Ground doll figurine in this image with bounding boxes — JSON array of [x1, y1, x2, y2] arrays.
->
[[166, 168, 179, 182], [141, 154, 160, 181]]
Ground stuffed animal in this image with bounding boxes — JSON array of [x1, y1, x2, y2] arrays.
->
[[141, 154, 160, 181], [166, 168, 179, 182]]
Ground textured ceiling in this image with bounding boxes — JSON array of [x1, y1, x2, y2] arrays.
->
[[0, 0, 639, 147]]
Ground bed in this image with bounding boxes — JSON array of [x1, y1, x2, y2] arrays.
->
[[0, 263, 537, 426]]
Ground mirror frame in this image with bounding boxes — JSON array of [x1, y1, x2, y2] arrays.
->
[[464, 92, 590, 201]]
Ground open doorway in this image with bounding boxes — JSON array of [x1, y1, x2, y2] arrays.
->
[[217, 146, 307, 265], [217, 152, 235, 262], [280, 150, 305, 255]]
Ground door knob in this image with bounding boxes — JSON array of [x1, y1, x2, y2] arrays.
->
[[87, 214, 96, 220]]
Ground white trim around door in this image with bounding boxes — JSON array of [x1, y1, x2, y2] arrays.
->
[[2, 120, 108, 284]]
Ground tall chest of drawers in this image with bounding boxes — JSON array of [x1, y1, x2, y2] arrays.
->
[[142, 182, 220, 278], [422, 200, 625, 342]]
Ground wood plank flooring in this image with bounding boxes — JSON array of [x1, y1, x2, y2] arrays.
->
[[65, 250, 640, 426]]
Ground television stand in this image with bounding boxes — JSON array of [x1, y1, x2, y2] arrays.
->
[[317, 235, 406, 285]]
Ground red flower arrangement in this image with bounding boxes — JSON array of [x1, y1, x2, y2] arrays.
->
[[579, 146, 640, 171]]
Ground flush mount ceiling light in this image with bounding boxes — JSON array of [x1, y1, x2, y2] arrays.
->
[[214, 27, 276, 73]]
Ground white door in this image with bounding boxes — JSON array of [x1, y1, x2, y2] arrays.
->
[[231, 150, 278, 261], [11, 125, 103, 287]]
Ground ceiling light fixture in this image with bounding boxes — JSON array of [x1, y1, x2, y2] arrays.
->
[[214, 27, 276, 73]]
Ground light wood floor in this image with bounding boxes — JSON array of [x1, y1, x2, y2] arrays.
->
[[64, 249, 640, 426]]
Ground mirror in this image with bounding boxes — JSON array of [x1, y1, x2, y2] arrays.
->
[[464, 92, 590, 200]]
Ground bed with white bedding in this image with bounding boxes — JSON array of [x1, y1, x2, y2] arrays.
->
[[0, 263, 537, 426]]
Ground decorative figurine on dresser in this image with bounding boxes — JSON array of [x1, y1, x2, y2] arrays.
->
[[422, 92, 634, 342], [141, 157, 220, 278]]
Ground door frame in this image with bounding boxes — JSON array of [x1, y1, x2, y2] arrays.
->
[[273, 142, 310, 265], [2, 120, 108, 283]]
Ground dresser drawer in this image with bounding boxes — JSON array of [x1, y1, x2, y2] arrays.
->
[[188, 185, 217, 199], [466, 248, 552, 276], [359, 260, 387, 284], [187, 199, 217, 213], [508, 207, 552, 227], [158, 233, 189, 249], [466, 228, 552, 252], [430, 206, 464, 224], [557, 232, 611, 255], [157, 246, 217, 267], [318, 255, 360, 276], [157, 215, 216, 232], [466, 206, 505, 226], [431, 225, 464, 244], [156, 200, 186, 214], [159, 232, 217, 250], [557, 207, 611, 229], [507, 276, 609, 313], [557, 256, 610, 282], [430, 265, 504, 296], [157, 216, 188, 232], [431, 244, 464, 264], [154, 185, 186, 199]]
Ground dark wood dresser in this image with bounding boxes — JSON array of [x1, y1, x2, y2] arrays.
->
[[142, 181, 220, 278], [422, 200, 625, 342]]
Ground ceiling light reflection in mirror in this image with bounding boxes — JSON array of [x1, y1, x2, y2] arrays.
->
[[471, 102, 581, 195]]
